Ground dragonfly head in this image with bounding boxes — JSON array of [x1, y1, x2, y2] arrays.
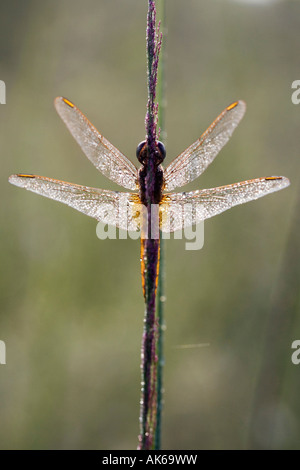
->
[[136, 140, 166, 166]]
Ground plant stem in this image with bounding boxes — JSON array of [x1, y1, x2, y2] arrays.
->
[[155, 0, 166, 451], [138, 0, 162, 450]]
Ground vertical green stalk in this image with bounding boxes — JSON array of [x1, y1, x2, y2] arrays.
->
[[155, 0, 166, 451], [138, 0, 162, 450]]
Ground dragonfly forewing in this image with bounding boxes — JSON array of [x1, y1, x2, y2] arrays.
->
[[54, 97, 139, 190], [163, 101, 246, 191]]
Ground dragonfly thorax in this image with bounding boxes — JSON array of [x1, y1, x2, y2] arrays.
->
[[137, 141, 165, 206]]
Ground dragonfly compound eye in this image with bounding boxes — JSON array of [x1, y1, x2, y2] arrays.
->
[[136, 141, 147, 163], [157, 141, 166, 164]]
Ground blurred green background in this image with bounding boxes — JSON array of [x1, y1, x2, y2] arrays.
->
[[1, 0, 299, 449]]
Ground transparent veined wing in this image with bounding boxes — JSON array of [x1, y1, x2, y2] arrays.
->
[[54, 97, 138, 190], [9, 174, 142, 231], [163, 101, 246, 191], [160, 176, 290, 232]]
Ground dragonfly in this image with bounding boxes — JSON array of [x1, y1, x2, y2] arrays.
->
[[9, 98, 290, 296]]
